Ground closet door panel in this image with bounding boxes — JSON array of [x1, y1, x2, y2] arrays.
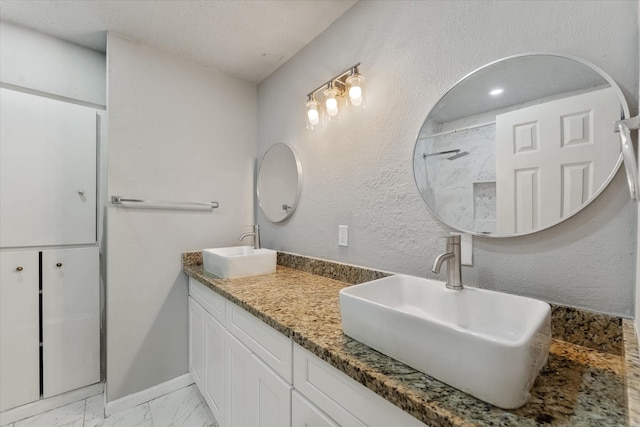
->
[[0, 88, 97, 248], [0, 251, 40, 411], [42, 247, 100, 398]]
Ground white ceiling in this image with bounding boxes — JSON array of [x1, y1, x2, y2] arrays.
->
[[0, 0, 358, 83]]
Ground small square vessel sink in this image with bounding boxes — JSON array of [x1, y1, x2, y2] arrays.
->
[[339, 275, 551, 409], [202, 246, 276, 279]]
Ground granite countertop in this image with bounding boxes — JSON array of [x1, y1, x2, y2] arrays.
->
[[183, 263, 626, 427]]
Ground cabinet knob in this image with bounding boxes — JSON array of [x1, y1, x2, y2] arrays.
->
[[56, 263, 62, 267], [16, 266, 23, 272]]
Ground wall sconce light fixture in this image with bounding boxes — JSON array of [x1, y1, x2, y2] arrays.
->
[[305, 63, 365, 130]]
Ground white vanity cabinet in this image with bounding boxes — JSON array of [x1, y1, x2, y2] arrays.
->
[[188, 284, 226, 423], [188, 277, 293, 427], [0, 247, 100, 412], [292, 391, 340, 427], [188, 277, 428, 427], [225, 331, 292, 427]]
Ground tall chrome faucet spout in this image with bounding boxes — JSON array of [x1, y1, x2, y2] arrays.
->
[[432, 235, 463, 290], [432, 252, 455, 274], [238, 225, 261, 249]]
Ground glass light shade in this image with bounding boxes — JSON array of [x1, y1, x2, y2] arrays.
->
[[323, 85, 341, 120], [305, 98, 322, 130], [346, 73, 365, 110]]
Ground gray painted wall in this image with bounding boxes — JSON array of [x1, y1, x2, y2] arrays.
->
[[106, 34, 256, 401], [257, 0, 639, 316]]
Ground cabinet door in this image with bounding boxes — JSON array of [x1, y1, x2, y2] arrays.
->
[[292, 391, 339, 427], [0, 251, 40, 411], [189, 298, 206, 389], [204, 312, 225, 425], [225, 331, 253, 427], [42, 247, 100, 398], [0, 87, 97, 247], [252, 353, 292, 427]]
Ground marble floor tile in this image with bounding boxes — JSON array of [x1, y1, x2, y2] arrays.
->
[[95, 402, 153, 427], [13, 400, 85, 427], [82, 394, 106, 427], [148, 385, 217, 427]]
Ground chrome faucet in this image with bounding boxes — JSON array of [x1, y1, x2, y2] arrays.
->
[[238, 225, 261, 249], [432, 235, 462, 290]]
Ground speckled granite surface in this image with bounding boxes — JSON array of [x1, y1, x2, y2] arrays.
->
[[623, 319, 640, 426], [550, 305, 622, 355], [183, 262, 626, 427]]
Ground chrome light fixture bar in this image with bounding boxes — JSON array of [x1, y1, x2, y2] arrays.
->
[[305, 62, 365, 130]]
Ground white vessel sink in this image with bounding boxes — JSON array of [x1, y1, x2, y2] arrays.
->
[[202, 246, 276, 279], [339, 275, 551, 409]]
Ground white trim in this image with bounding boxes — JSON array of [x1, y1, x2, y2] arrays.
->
[[0, 383, 103, 426], [0, 82, 107, 110], [104, 374, 194, 417]]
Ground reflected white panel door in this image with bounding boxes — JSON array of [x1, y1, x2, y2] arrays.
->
[[204, 307, 225, 425], [42, 247, 100, 397], [496, 87, 620, 234], [292, 391, 340, 427], [0, 251, 40, 411], [0, 88, 97, 247]]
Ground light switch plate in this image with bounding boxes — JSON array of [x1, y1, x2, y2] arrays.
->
[[338, 225, 348, 247]]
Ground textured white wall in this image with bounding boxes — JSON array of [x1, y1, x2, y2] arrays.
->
[[0, 22, 106, 106], [258, 0, 638, 316], [106, 34, 256, 401]]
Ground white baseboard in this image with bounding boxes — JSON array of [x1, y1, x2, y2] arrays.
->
[[0, 383, 103, 426], [105, 373, 194, 417]]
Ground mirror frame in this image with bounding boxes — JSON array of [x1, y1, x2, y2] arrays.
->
[[413, 52, 630, 238], [257, 143, 303, 223]]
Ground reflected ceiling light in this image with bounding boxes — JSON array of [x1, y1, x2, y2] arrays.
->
[[304, 63, 364, 130], [489, 88, 504, 96]]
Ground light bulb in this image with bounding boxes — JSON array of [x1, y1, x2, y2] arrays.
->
[[307, 107, 319, 125], [323, 84, 340, 119], [305, 97, 322, 130], [346, 72, 365, 110], [325, 97, 338, 116], [349, 85, 362, 106]]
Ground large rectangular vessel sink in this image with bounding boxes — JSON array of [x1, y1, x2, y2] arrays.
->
[[202, 246, 276, 279], [339, 275, 551, 409]]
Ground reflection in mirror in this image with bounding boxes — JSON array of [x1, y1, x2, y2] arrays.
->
[[257, 143, 303, 223], [414, 54, 629, 237]]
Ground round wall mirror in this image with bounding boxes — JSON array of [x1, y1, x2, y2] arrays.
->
[[413, 53, 629, 237], [257, 143, 303, 223]]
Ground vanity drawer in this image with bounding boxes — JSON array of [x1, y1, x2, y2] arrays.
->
[[293, 344, 427, 427], [226, 301, 293, 383], [189, 278, 225, 325]]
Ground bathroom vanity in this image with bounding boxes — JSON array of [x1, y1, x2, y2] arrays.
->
[[184, 251, 631, 427]]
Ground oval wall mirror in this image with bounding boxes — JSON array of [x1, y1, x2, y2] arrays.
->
[[413, 53, 629, 237], [257, 143, 303, 223]]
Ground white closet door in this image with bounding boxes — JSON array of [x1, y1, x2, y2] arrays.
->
[[42, 247, 100, 398], [0, 251, 40, 411], [0, 88, 97, 247]]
